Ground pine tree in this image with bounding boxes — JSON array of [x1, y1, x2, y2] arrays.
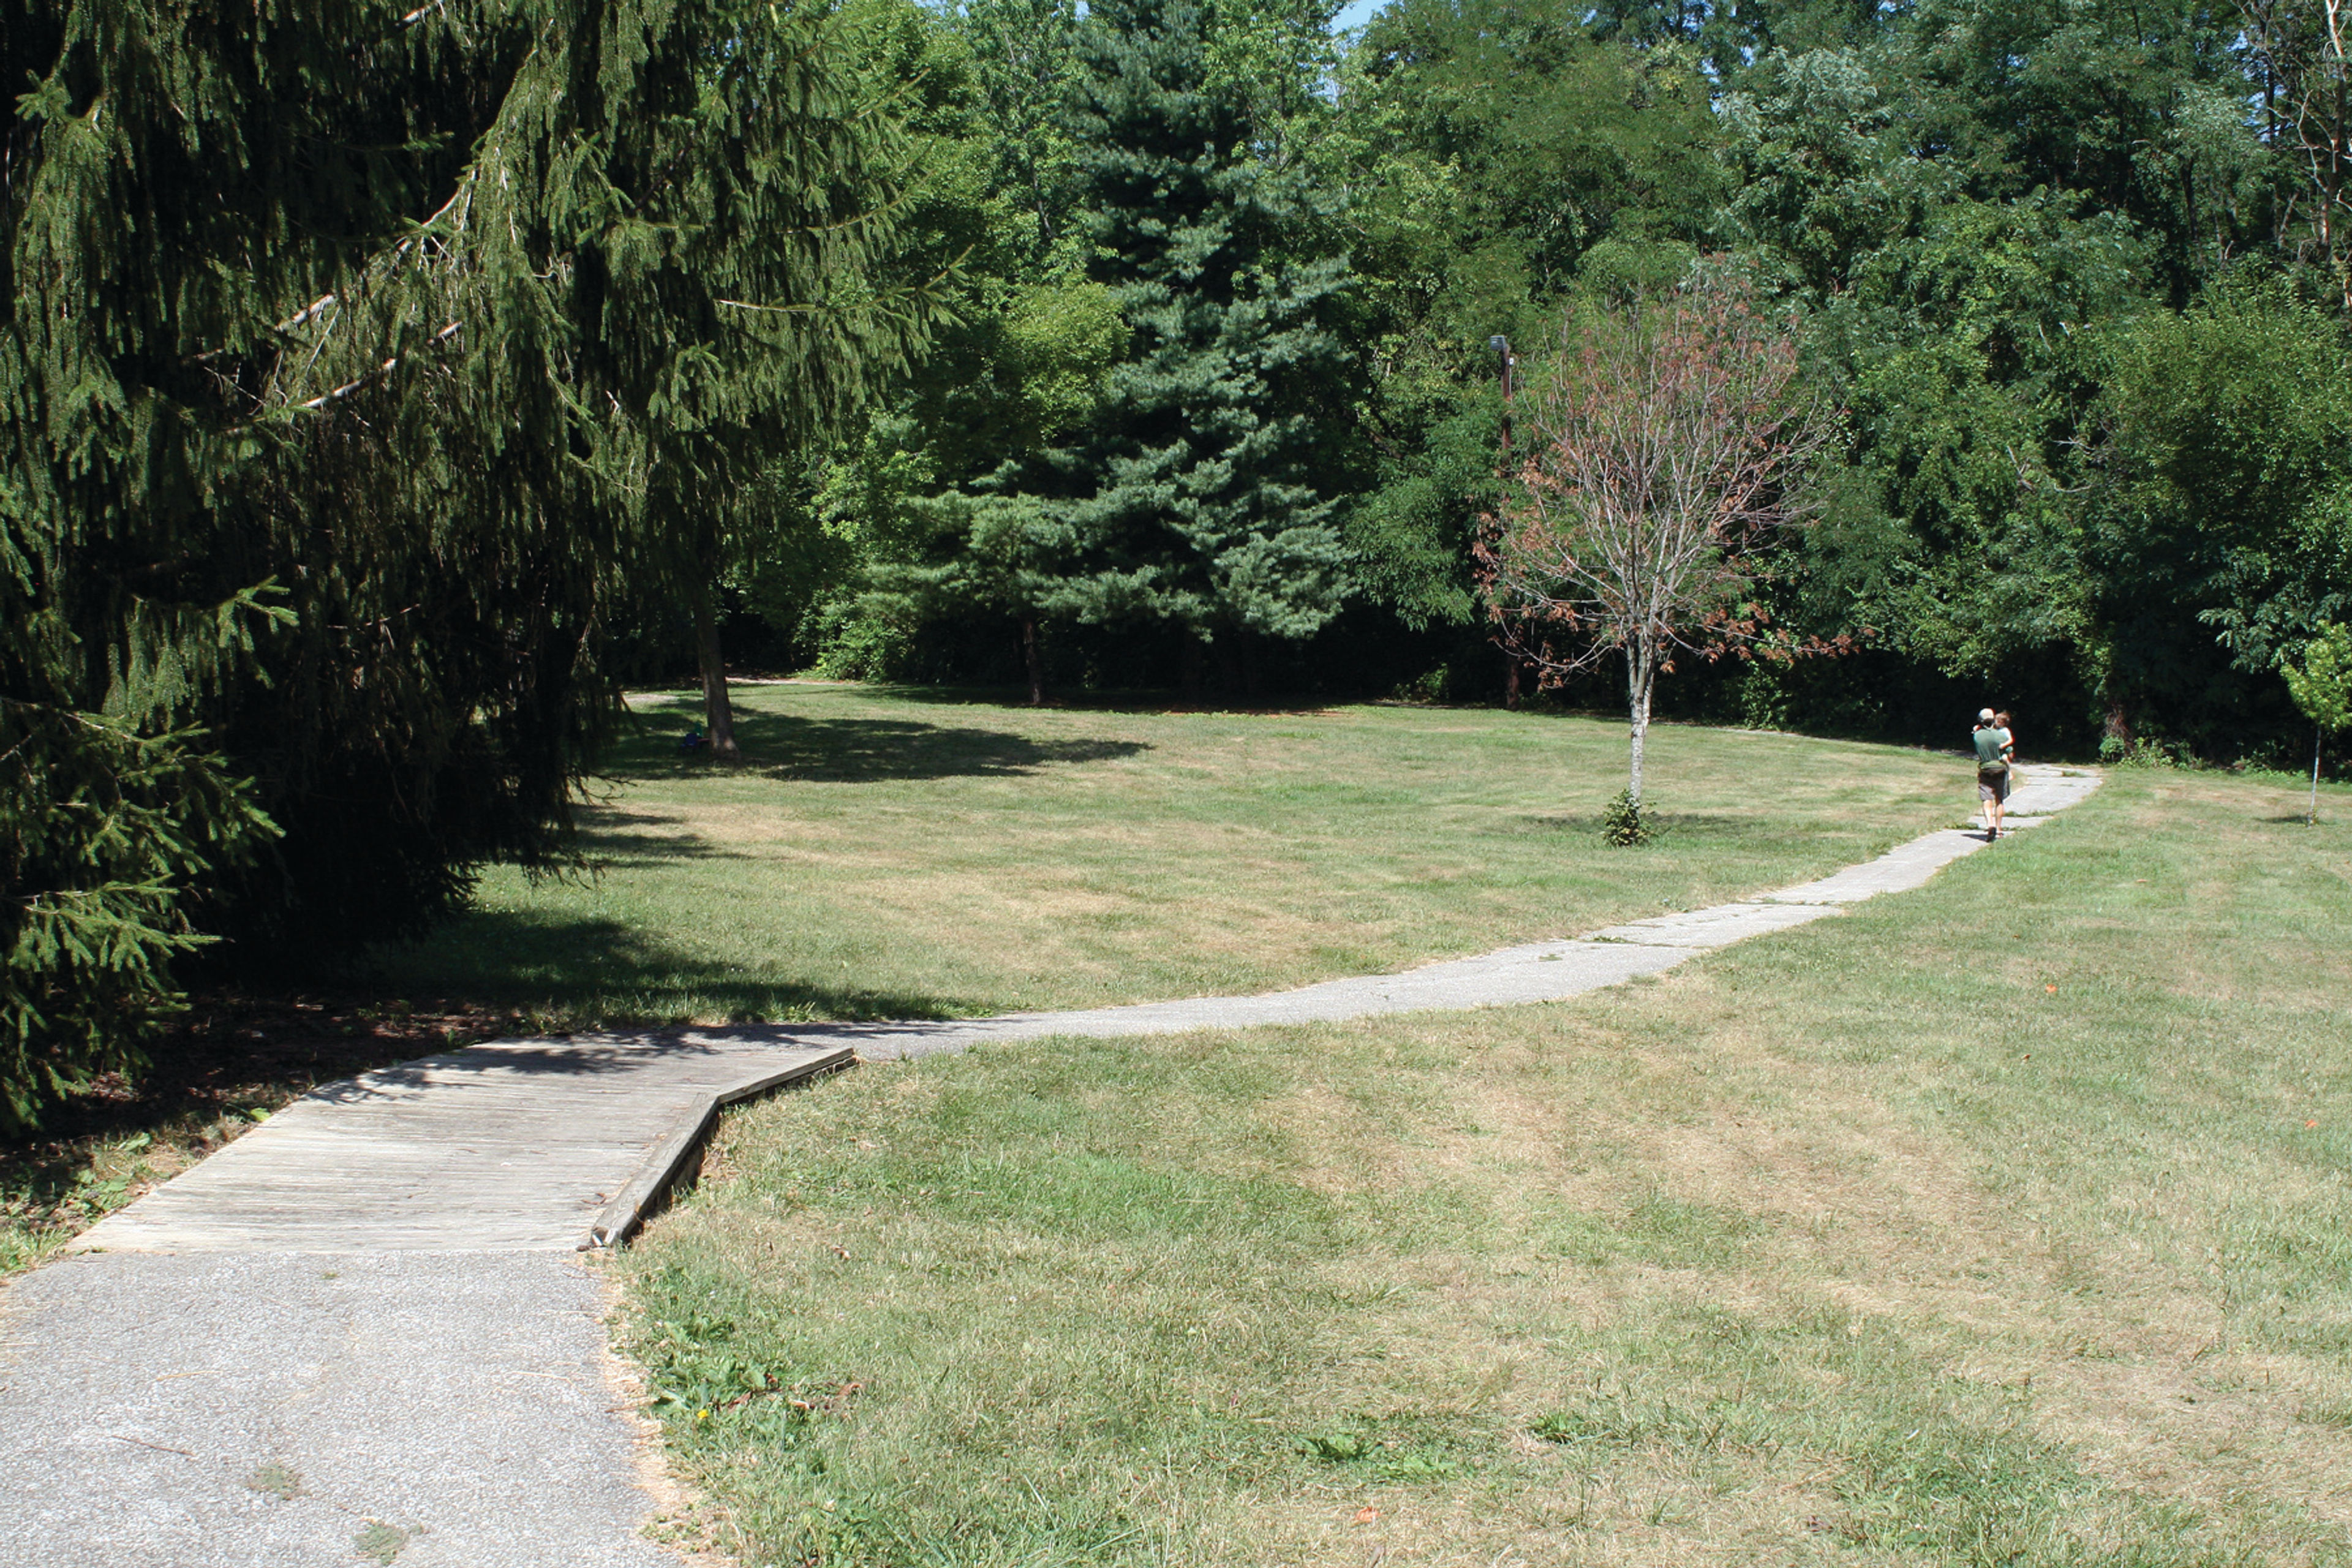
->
[[1022, 0, 1355, 679], [0, 0, 927, 1124]]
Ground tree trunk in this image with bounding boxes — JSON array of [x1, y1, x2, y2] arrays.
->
[[2103, 701, 2131, 751], [1627, 643, 1654, 808], [691, 578, 741, 764], [1029, 161, 1054, 252], [1216, 636, 1243, 696], [2312, 722, 2324, 826], [1505, 654, 1521, 710], [1022, 617, 1046, 707], [1180, 630, 1203, 699]]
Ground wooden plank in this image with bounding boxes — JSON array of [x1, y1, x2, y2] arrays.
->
[[72, 1040, 857, 1254]]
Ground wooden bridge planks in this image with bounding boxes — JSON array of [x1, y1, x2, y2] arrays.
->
[[73, 1038, 855, 1254]]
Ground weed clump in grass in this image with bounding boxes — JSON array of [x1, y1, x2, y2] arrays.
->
[[1601, 788, 1653, 845], [1295, 1413, 1477, 1482], [1, 1131, 159, 1272], [2098, 731, 2214, 769]]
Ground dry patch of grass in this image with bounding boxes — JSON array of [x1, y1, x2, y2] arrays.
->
[[618, 767, 2352, 1564]]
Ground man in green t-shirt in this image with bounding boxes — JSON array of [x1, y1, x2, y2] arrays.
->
[[1972, 708, 2014, 839]]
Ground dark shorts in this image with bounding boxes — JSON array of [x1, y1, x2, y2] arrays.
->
[[1978, 771, 2010, 802]]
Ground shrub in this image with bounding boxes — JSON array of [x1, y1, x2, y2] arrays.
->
[[1602, 788, 1654, 845]]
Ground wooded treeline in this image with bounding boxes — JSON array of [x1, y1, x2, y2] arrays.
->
[[774, 0, 2351, 763], [4, 0, 2346, 1117]]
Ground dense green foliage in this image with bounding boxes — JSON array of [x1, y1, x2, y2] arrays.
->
[[1, 0, 927, 1121], [778, 0, 2347, 757], [1025, 0, 1354, 658], [2283, 621, 2352, 820], [784, 0, 1356, 694], [8, 0, 2349, 1114]]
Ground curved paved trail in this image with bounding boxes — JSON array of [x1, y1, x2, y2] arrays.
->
[[0, 766, 2097, 1567]]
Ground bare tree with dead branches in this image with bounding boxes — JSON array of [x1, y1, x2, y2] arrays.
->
[[1477, 268, 1836, 827], [2240, 0, 2352, 307]]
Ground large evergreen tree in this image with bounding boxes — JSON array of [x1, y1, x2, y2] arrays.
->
[[0, 0, 925, 1124], [749, 0, 1115, 704], [1019, 0, 1355, 677]]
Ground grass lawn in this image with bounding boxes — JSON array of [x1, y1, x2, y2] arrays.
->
[[619, 764, 2352, 1566], [8, 681, 1962, 1273], [375, 681, 1971, 1025]]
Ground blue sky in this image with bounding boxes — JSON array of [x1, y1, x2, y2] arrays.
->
[[1332, 0, 1389, 32]]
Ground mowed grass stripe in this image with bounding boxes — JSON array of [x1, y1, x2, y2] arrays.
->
[[620, 767, 2352, 1566]]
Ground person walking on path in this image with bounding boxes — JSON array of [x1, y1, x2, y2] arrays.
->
[[1973, 707, 2015, 838]]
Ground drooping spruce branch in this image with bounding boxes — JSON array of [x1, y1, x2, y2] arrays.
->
[[0, 0, 939, 1122]]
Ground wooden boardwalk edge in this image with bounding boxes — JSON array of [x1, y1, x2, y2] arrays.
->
[[584, 1045, 858, 1250]]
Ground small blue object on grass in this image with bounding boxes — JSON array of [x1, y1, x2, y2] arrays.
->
[[679, 725, 706, 753]]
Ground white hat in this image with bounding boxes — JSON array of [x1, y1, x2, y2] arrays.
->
[[1978, 708, 1996, 723]]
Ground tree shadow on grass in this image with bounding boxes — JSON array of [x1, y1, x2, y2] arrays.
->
[[1504, 812, 1751, 839], [1639, 813, 1755, 839], [865, 682, 1348, 717], [603, 707, 1149, 784], [560, 812, 739, 871], [371, 906, 966, 1027]]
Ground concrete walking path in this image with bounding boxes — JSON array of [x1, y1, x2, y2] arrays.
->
[[0, 764, 2098, 1567], [704, 764, 2103, 1061]]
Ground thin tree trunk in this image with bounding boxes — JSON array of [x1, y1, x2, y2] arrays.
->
[[1506, 654, 1521, 710], [691, 578, 741, 763], [1022, 617, 1046, 707], [1030, 161, 1054, 252], [1627, 643, 1654, 808], [2312, 723, 2324, 825], [1180, 630, 1203, 698]]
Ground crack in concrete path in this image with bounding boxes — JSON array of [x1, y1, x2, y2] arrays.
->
[[0, 765, 2098, 1567]]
